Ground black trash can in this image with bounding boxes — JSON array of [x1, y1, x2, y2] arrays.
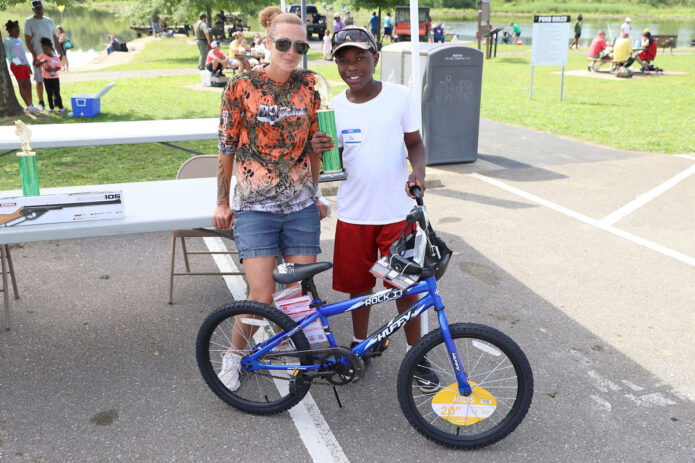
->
[[381, 43, 484, 165]]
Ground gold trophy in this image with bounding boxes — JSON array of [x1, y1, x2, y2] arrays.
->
[[14, 120, 40, 196], [315, 74, 347, 182]]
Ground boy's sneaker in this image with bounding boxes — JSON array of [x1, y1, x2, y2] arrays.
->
[[218, 352, 241, 391], [414, 357, 440, 393], [25, 105, 41, 113], [47, 108, 54, 113], [57, 108, 65, 114], [38, 101, 45, 111]]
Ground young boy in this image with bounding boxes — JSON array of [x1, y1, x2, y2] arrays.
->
[[3, 20, 40, 113], [328, 26, 439, 391]]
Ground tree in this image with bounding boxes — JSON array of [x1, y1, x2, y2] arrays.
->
[[125, 0, 269, 28], [0, 0, 71, 117]]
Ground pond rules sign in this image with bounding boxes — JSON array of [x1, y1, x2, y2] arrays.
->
[[531, 15, 571, 66]]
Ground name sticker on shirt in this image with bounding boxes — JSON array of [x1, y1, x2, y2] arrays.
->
[[342, 129, 363, 144]]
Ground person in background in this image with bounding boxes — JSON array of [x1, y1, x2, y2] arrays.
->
[[105, 34, 120, 54], [151, 16, 161, 38], [333, 13, 344, 33], [193, 13, 211, 70], [36, 36, 63, 113], [328, 26, 439, 391], [56, 24, 68, 70], [569, 14, 583, 49], [344, 11, 354, 26], [383, 12, 394, 42], [509, 21, 521, 45], [323, 30, 331, 60], [213, 11, 332, 391], [433, 23, 445, 43], [612, 31, 632, 72], [621, 17, 632, 38], [4, 20, 39, 113], [368, 11, 379, 38], [24, 0, 66, 111], [629, 29, 658, 72], [587, 30, 611, 72], [205, 41, 229, 76], [229, 31, 251, 73]]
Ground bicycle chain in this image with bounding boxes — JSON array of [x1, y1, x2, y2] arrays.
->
[[246, 346, 366, 387]]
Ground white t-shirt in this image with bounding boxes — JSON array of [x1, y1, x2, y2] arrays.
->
[[24, 15, 57, 57], [329, 81, 419, 225], [620, 22, 631, 36]]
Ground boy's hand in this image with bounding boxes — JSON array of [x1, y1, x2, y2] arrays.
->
[[309, 131, 336, 154], [406, 171, 425, 198]]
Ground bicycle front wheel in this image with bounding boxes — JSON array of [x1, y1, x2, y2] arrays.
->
[[397, 323, 533, 449], [196, 301, 312, 415]]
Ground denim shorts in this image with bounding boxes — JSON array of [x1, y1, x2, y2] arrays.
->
[[233, 202, 321, 260]]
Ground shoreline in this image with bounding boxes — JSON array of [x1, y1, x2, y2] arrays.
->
[[70, 36, 153, 72]]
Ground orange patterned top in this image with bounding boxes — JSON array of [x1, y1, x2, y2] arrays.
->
[[218, 67, 321, 213]]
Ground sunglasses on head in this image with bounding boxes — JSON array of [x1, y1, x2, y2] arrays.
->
[[331, 29, 375, 49], [269, 36, 310, 55]]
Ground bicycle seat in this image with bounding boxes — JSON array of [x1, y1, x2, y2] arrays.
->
[[272, 262, 333, 284]]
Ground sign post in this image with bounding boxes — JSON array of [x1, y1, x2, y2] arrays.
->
[[530, 15, 571, 101]]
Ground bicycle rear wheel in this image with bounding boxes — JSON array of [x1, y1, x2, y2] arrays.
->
[[397, 323, 533, 449], [196, 301, 312, 415]]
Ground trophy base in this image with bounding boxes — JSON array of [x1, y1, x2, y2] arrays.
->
[[318, 169, 348, 183]]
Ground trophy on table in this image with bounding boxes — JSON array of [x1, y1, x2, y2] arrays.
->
[[14, 120, 40, 196], [315, 74, 347, 182]]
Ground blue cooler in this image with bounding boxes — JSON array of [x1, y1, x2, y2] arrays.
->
[[71, 82, 116, 118]]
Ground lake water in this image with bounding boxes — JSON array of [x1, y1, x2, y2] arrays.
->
[[1, 5, 136, 68], [441, 17, 694, 48], [3, 6, 693, 67]]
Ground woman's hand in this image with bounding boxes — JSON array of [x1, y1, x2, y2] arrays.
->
[[317, 198, 328, 220], [310, 131, 335, 154], [213, 204, 235, 229]]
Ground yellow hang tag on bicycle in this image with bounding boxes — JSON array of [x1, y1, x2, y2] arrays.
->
[[431, 381, 497, 426]]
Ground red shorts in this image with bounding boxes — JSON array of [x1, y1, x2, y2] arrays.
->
[[10, 63, 31, 81], [333, 219, 413, 293], [638, 51, 655, 62]]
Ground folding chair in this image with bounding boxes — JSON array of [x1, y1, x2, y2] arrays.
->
[[167, 155, 244, 304], [1, 244, 20, 330]]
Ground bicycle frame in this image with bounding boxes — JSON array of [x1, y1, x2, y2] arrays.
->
[[243, 275, 473, 396]]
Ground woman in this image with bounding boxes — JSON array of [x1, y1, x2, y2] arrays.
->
[[213, 10, 333, 391], [228, 31, 251, 72], [56, 25, 68, 71]]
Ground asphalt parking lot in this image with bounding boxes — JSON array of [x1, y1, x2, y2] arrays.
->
[[1, 119, 694, 462]]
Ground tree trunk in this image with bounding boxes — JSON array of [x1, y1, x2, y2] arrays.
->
[[0, 31, 25, 117]]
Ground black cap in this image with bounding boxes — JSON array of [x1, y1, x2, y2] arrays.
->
[[32, 0, 43, 8]]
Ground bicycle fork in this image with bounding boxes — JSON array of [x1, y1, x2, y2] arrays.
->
[[428, 278, 473, 397]]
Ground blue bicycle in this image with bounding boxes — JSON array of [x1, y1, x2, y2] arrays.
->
[[196, 188, 533, 449]]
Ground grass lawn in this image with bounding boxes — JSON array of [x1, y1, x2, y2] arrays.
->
[[1, 37, 693, 191]]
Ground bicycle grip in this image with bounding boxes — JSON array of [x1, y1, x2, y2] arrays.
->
[[409, 185, 423, 206]]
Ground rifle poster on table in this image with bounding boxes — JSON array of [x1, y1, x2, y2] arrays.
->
[[0, 191, 124, 227]]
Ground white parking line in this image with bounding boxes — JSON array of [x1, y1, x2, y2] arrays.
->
[[469, 173, 695, 268], [203, 237, 349, 463], [600, 164, 695, 226]]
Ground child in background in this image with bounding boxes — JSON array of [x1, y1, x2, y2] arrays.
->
[[36, 37, 64, 113], [323, 30, 331, 60], [3, 20, 40, 113]]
